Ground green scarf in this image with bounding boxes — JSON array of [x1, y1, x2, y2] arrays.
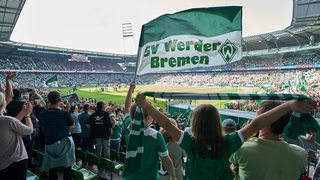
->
[[122, 107, 145, 178]]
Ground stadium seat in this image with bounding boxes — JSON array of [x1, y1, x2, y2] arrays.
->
[[76, 149, 87, 161], [85, 152, 100, 174], [86, 152, 100, 166], [75, 149, 87, 167], [99, 157, 124, 180], [72, 168, 97, 180], [27, 170, 40, 180], [32, 149, 44, 167], [72, 163, 81, 170]]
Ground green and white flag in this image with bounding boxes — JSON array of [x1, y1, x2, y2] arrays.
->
[[136, 6, 242, 75], [45, 75, 58, 87]]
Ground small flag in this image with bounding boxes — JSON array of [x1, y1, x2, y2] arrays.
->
[[260, 85, 275, 93], [136, 6, 242, 75], [183, 106, 192, 124], [45, 75, 58, 87]]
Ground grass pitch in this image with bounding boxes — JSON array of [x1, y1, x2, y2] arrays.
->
[[52, 85, 260, 109]]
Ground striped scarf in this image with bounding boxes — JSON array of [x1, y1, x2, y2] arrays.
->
[[143, 92, 309, 100], [143, 91, 319, 139], [122, 107, 145, 178]]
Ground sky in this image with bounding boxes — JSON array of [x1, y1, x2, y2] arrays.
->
[[11, 0, 293, 55]]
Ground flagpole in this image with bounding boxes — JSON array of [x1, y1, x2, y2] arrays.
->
[[133, 67, 137, 83], [133, 53, 139, 83], [133, 28, 143, 84]]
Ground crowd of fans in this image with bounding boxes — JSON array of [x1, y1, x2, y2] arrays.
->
[[1, 51, 320, 72], [0, 70, 320, 179], [1, 53, 320, 89], [214, 53, 320, 69], [1, 52, 320, 179], [0, 55, 123, 72], [0, 69, 319, 95], [1, 53, 320, 118]]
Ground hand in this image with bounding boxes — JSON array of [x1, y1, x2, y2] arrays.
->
[[22, 102, 33, 116], [6, 72, 17, 81], [287, 99, 316, 113], [117, 114, 122, 120], [129, 81, 136, 93], [135, 93, 146, 107], [31, 88, 36, 94], [241, 119, 253, 128], [230, 163, 239, 175]]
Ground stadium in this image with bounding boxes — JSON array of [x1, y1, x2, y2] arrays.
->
[[1, 0, 320, 179]]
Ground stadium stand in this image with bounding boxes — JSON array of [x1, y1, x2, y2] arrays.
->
[[2, 0, 320, 179]]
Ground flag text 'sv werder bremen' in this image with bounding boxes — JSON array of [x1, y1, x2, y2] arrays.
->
[[135, 6, 242, 75], [45, 75, 58, 87]]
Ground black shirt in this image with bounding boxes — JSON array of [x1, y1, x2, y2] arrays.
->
[[86, 110, 112, 139], [39, 108, 73, 145]]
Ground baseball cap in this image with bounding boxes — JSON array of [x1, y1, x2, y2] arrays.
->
[[222, 119, 236, 129]]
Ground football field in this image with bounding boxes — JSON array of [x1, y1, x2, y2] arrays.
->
[[54, 84, 260, 109]]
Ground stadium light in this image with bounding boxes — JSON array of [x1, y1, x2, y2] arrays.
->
[[122, 23, 134, 37], [121, 23, 137, 55]]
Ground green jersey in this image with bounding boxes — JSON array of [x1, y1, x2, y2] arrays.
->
[[125, 127, 168, 180], [111, 119, 121, 140], [180, 131, 242, 180]]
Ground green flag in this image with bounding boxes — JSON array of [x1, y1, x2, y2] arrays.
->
[[45, 75, 58, 87], [136, 6, 242, 75], [183, 106, 192, 123], [295, 75, 308, 91], [299, 85, 307, 91], [260, 85, 275, 93]]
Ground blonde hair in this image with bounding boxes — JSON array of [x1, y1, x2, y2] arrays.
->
[[0, 92, 6, 115], [110, 113, 116, 126], [160, 118, 178, 143]]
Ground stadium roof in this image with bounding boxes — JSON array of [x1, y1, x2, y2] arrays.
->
[[1, 0, 320, 56], [243, 0, 320, 52], [0, 0, 25, 42]]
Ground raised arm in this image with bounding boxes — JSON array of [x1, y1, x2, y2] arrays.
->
[[135, 93, 181, 141], [240, 99, 316, 141], [124, 82, 135, 114], [5, 72, 17, 104]]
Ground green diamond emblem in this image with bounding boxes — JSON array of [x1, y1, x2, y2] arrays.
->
[[218, 39, 238, 64]]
